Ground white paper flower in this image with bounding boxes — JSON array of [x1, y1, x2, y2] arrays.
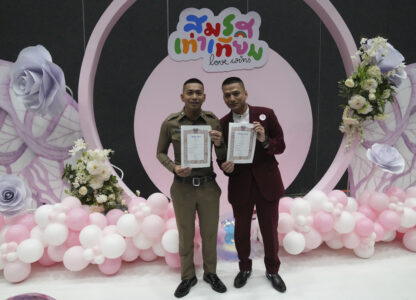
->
[[366, 143, 405, 174], [348, 95, 366, 110], [345, 78, 355, 88]]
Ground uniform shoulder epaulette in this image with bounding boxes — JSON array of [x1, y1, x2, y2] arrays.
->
[[167, 112, 181, 121], [203, 110, 217, 119]]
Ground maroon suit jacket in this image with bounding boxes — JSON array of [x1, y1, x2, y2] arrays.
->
[[219, 105, 286, 204]]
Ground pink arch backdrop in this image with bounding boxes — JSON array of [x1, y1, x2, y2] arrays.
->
[[78, 0, 359, 204]]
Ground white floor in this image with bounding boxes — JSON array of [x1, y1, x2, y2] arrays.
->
[[1, 240, 415, 300]]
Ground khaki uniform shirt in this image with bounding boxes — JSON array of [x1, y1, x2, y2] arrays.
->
[[157, 109, 226, 177]]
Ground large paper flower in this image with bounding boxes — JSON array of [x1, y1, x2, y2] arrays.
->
[[366, 143, 405, 174], [9, 45, 66, 116], [0, 174, 33, 217]]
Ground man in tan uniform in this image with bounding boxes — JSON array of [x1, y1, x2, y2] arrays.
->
[[157, 78, 227, 298]]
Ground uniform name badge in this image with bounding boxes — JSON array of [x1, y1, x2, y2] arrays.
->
[[227, 122, 256, 164], [181, 125, 212, 168]]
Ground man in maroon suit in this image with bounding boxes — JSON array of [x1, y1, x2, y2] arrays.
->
[[219, 77, 286, 292]]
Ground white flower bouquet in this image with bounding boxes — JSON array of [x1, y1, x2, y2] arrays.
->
[[338, 37, 406, 149], [62, 139, 125, 212]]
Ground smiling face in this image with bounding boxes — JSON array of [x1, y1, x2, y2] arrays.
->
[[222, 82, 248, 115], [181, 82, 206, 114]]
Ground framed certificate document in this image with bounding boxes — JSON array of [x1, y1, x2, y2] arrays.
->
[[181, 125, 212, 168], [227, 122, 256, 164]]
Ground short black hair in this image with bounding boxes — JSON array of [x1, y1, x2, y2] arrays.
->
[[183, 78, 204, 87], [222, 77, 245, 89]]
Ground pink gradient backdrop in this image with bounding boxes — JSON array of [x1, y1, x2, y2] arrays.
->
[[134, 50, 312, 213]]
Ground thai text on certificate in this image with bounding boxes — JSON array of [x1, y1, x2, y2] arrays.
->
[[227, 123, 256, 164], [181, 125, 211, 168]]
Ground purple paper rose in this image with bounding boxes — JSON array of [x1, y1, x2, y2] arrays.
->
[[0, 174, 32, 217], [366, 143, 405, 174], [10, 45, 66, 116]]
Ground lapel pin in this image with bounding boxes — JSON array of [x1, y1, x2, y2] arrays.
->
[[259, 114, 266, 121]]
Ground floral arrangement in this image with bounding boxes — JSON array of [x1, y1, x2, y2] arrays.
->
[[62, 139, 125, 213], [338, 37, 406, 148]]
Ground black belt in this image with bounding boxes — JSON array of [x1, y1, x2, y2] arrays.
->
[[174, 174, 216, 187]]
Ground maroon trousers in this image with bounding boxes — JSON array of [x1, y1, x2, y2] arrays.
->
[[232, 176, 280, 274]]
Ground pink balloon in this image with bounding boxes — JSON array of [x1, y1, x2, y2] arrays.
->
[[142, 215, 165, 239], [194, 223, 201, 245], [278, 197, 293, 213], [354, 217, 374, 237], [5, 224, 30, 244], [47, 245, 68, 262], [406, 187, 416, 198], [140, 248, 158, 262], [164, 203, 176, 219], [127, 197, 146, 212], [378, 210, 401, 231], [368, 192, 389, 212], [3, 260, 31, 283], [278, 233, 285, 244], [66, 208, 90, 231], [0, 214, 5, 229], [17, 214, 37, 230], [357, 205, 377, 221], [374, 223, 385, 241], [341, 232, 360, 249], [147, 193, 170, 215], [89, 212, 107, 229], [37, 251, 56, 266], [63, 246, 89, 272], [328, 190, 348, 206], [122, 238, 140, 262], [386, 187, 406, 202], [165, 218, 177, 230], [313, 212, 334, 233], [61, 196, 82, 210], [165, 252, 181, 268], [357, 190, 373, 205], [98, 257, 122, 275], [65, 230, 81, 247], [403, 229, 416, 252], [106, 209, 124, 225]]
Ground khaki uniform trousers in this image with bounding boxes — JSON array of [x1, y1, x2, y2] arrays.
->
[[170, 179, 221, 280]]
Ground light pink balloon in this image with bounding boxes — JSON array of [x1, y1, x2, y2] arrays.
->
[[47, 245, 68, 262], [66, 207, 90, 231], [147, 193, 170, 215], [164, 251, 181, 268], [164, 203, 176, 219], [63, 246, 89, 272], [106, 209, 124, 225], [62, 196, 82, 210], [304, 228, 323, 249], [121, 238, 140, 262], [278, 233, 285, 244], [374, 222, 385, 241], [313, 212, 334, 233], [277, 213, 294, 233], [17, 214, 37, 230], [403, 228, 416, 252], [357, 190, 373, 205], [341, 232, 361, 249], [3, 260, 31, 283], [140, 248, 158, 262], [357, 205, 377, 221], [354, 217, 374, 237], [142, 215, 165, 239], [368, 192, 390, 212], [194, 223, 202, 245], [328, 190, 348, 206], [386, 187, 406, 202], [378, 210, 401, 231], [0, 214, 5, 229], [165, 218, 177, 230], [37, 251, 56, 266], [98, 257, 122, 275], [278, 197, 293, 213], [89, 212, 108, 229], [406, 187, 416, 198], [127, 197, 146, 212], [65, 230, 81, 247], [5, 224, 30, 244]]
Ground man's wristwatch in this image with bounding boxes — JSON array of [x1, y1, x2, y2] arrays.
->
[[261, 136, 270, 149]]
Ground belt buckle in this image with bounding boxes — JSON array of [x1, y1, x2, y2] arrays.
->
[[192, 177, 201, 187]]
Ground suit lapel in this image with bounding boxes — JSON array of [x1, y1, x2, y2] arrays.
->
[[248, 105, 256, 123]]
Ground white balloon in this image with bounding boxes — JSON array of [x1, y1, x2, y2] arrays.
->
[[304, 190, 328, 212], [44, 223, 68, 246], [304, 228, 322, 250], [334, 211, 355, 234], [117, 214, 141, 237], [345, 197, 358, 212], [83, 248, 94, 261], [277, 213, 294, 234], [79, 225, 102, 248], [3, 261, 31, 283], [283, 231, 305, 255], [35, 205, 53, 228], [100, 234, 126, 259], [161, 229, 179, 253], [152, 241, 165, 257], [94, 255, 105, 264], [0, 257, 4, 270], [404, 197, 416, 208], [353, 245, 375, 258], [326, 236, 343, 249], [290, 198, 311, 216], [17, 238, 44, 263], [48, 245, 68, 262], [382, 230, 396, 242], [7, 252, 18, 262], [30, 226, 47, 246], [342, 232, 361, 249], [400, 207, 416, 228], [133, 232, 153, 250]]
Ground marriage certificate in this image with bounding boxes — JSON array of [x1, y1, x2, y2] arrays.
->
[[181, 125, 211, 168], [227, 122, 256, 164]]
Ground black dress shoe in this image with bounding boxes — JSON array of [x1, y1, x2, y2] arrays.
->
[[203, 272, 227, 293], [234, 270, 252, 288], [174, 276, 197, 298], [266, 272, 287, 293]]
